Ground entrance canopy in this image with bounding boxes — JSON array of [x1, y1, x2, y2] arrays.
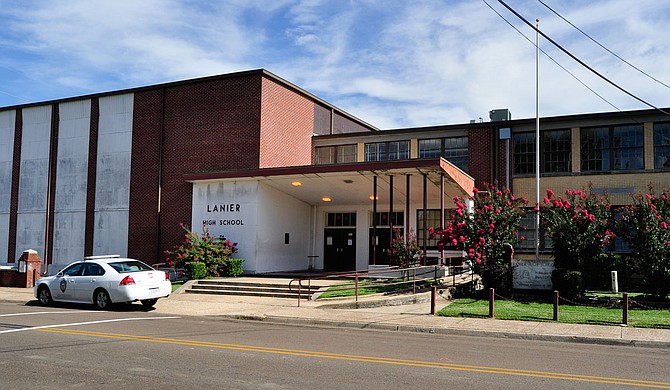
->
[[184, 158, 475, 206]]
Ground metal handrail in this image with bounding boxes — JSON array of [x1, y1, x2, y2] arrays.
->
[[291, 263, 472, 307]]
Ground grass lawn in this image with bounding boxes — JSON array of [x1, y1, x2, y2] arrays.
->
[[438, 298, 670, 329], [171, 281, 185, 293], [317, 278, 433, 299]]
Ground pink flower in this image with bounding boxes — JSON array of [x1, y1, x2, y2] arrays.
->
[[473, 187, 479, 193], [547, 189, 555, 199], [660, 222, 668, 229], [543, 197, 550, 205], [451, 239, 458, 246]]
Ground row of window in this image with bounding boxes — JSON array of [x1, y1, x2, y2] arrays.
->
[[514, 122, 670, 175], [315, 137, 469, 172]]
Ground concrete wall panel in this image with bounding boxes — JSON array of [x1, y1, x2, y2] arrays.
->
[[93, 94, 133, 256], [0, 110, 16, 261], [15, 106, 52, 259], [52, 100, 91, 267]]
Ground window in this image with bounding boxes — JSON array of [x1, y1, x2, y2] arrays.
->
[[326, 212, 357, 227], [654, 122, 670, 169], [418, 139, 441, 158], [315, 144, 357, 165], [581, 124, 643, 172], [371, 211, 404, 227], [542, 130, 571, 173], [444, 137, 468, 172], [364, 141, 409, 161], [613, 125, 644, 170], [388, 141, 410, 160], [418, 137, 469, 171], [364, 142, 386, 161], [62, 263, 85, 276], [513, 132, 535, 174], [517, 212, 552, 252], [514, 130, 571, 175], [416, 209, 448, 249]]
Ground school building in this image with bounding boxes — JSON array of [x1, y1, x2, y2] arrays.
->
[[1, 69, 668, 275]]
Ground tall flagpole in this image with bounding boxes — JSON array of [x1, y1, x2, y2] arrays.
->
[[535, 19, 540, 260]]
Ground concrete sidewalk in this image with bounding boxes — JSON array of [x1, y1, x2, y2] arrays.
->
[[1, 284, 668, 348]]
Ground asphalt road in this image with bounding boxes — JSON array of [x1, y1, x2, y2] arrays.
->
[[0, 301, 668, 390]]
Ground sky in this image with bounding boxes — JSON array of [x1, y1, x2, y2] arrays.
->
[[0, 0, 669, 129]]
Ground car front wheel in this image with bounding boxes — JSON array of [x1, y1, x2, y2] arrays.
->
[[37, 286, 52, 306], [93, 289, 111, 310]]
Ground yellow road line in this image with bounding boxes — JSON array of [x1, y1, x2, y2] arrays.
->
[[40, 328, 670, 388]]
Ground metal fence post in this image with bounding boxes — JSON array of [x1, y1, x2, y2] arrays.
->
[[622, 292, 628, 325], [553, 290, 559, 321], [489, 288, 495, 318], [298, 281, 301, 307], [431, 286, 436, 315], [355, 274, 359, 302]]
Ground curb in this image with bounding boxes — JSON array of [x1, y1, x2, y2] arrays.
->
[[217, 314, 670, 349]]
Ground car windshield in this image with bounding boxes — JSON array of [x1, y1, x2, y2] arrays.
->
[[108, 261, 153, 273]]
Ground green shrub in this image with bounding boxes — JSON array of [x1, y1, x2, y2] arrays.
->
[[552, 269, 583, 299], [223, 258, 244, 277], [184, 261, 207, 280], [164, 223, 239, 277]]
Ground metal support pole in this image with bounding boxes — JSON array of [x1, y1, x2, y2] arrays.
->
[[440, 173, 445, 265], [405, 174, 411, 239], [553, 290, 559, 321], [422, 174, 428, 265], [298, 281, 301, 307], [372, 176, 378, 265], [389, 175, 394, 246], [431, 286, 436, 315], [489, 288, 495, 318]]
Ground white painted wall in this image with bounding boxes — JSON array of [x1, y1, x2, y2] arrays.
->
[[255, 183, 311, 273], [191, 181, 259, 273], [52, 100, 90, 269], [93, 94, 133, 256], [0, 110, 16, 262], [15, 105, 52, 260]]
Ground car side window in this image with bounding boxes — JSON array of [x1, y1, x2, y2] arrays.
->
[[83, 264, 105, 276], [63, 263, 84, 276]]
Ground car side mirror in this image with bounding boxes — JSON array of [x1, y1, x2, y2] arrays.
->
[[56, 271, 64, 277]]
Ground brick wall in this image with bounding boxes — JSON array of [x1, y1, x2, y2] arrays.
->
[[468, 126, 493, 188], [259, 77, 314, 168], [157, 75, 263, 261]]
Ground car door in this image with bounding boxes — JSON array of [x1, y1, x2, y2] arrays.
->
[[51, 263, 84, 301], [75, 263, 105, 302]]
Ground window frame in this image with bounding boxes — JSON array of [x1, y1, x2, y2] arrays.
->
[[654, 122, 670, 170]]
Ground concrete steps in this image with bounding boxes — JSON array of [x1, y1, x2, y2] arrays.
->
[[184, 279, 324, 299]]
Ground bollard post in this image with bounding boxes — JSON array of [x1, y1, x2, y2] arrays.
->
[[553, 290, 559, 321], [622, 292, 628, 325], [489, 288, 495, 318], [431, 286, 436, 315], [298, 281, 301, 307], [355, 274, 359, 302]]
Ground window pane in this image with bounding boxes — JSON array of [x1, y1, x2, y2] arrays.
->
[[581, 127, 609, 171], [337, 144, 357, 163], [654, 122, 670, 169], [613, 125, 643, 170], [365, 142, 386, 161], [419, 139, 441, 158], [315, 146, 335, 165], [443, 136, 468, 172], [389, 141, 409, 160], [542, 129, 571, 173], [513, 132, 535, 174]]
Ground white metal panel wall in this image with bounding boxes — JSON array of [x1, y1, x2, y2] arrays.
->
[[256, 183, 311, 273], [52, 100, 91, 268], [0, 110, 16, 262], [15, 105, 52, 260], [191, 181, 259, 273], [93, 94, 133, 256]]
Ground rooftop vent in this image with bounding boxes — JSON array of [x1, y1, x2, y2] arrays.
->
[[489, 109, 511, 122]]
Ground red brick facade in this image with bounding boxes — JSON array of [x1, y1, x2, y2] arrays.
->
[[468, 126, 494, 189]]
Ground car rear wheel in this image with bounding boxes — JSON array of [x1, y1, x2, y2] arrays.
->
[[141, 299, 158, 307], [37, 286, 52, 306], [93, 289, 111, 310]]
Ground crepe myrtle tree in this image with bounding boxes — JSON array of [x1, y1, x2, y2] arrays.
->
[[165, 223, 239, 278], [615, 188, 670, 298], [540, 187, 615, 297], [431, 183, 527, 292]]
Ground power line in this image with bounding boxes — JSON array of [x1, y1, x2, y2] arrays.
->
[[496, 0, 670, 117], [537, 0, 670, 90], [481, 0, 622, 113]]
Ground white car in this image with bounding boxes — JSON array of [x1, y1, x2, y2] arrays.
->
[[34, 255, 171, 309]]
